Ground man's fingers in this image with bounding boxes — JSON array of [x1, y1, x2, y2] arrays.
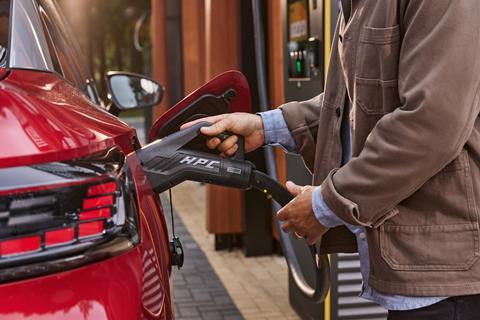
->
[[277, 206, 289, 221], [200, 118, 232, 136], [305, 236, 316, 245], [206, 137, 221, 150], [217, 135, 238, 153], [281, 222, 291, 233], [286, 181, 302, 196], [180, 114, 224, 130], [305, 234, 320, 245], [206, 135, 238, 155], [224, 144, 239, 157], [293, 232, 304, 240]]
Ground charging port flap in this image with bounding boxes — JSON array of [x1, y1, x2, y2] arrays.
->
[[148, 70, 252, 142]]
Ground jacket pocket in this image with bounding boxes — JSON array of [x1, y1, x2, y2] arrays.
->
[[379, 150, 480, 271], [354, 25, 401, 115], [356, 25, 401, 80], [380, 223, 479, 271]]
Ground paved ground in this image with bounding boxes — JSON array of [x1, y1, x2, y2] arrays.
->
[[161, 193, 243, 320]]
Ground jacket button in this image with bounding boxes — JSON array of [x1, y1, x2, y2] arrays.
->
[[335, 107, 341, 117]]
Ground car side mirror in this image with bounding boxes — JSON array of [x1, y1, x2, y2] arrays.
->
[[106, 72, 164, 111]]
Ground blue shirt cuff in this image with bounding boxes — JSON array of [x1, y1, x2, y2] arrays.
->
[[258, 109, 298, 153], [312, 186, 344, 228]]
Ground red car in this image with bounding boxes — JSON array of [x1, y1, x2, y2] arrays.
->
[[0, 0, 254, 318], [0, 0, 174, 318]]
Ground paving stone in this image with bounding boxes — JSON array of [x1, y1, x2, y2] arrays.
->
[[201, 311, 223, 320], [193, 292, 212, 302], [180, 307, 200, 317]]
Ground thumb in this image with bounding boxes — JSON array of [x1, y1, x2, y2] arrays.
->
[[200, 118, 231, 136], [180, 114, 224, 130], [286, 181, 302, 196]]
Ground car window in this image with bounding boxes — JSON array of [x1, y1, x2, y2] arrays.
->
[[38, 1, 83, 89], [48, 0, 90, 83], [0, 0, 9, 68], [38, 0, 100, 104], [9, 0, 54, 71], [86, 80, 101, 105], [37, 7, 62, 76]]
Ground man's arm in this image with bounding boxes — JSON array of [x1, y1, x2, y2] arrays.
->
[[321, 0, 480, 227], [258, 109, 298, 153], [278, 93, 325, 171], [259, 110, 346, 230], [312, 187, 344, 228]]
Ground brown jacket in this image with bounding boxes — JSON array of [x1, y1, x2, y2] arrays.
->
[[281, 0, 480, 296]]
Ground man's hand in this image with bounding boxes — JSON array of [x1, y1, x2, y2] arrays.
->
[[278, 181, 328, 245], [180, 113, 265, 156]]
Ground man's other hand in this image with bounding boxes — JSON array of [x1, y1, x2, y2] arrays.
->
[[278, 181, 328, 245], [180, 113, 265, 156]]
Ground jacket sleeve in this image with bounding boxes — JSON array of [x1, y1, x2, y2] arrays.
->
[[321, 0, 480, 227], [258, 109, 299, 153], [313, 186, 344, 228], [280, 93, 324, 171]]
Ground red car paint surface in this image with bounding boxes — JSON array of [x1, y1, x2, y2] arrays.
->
[[0, 69, 173, 319], [0, 70, 135, 168]]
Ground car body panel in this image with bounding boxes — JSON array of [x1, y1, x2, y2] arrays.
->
[[127, 154, 173, 319], [0, 68, 7, 81], [0, 69, 135, 168], [0, 249, 143, 320]]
